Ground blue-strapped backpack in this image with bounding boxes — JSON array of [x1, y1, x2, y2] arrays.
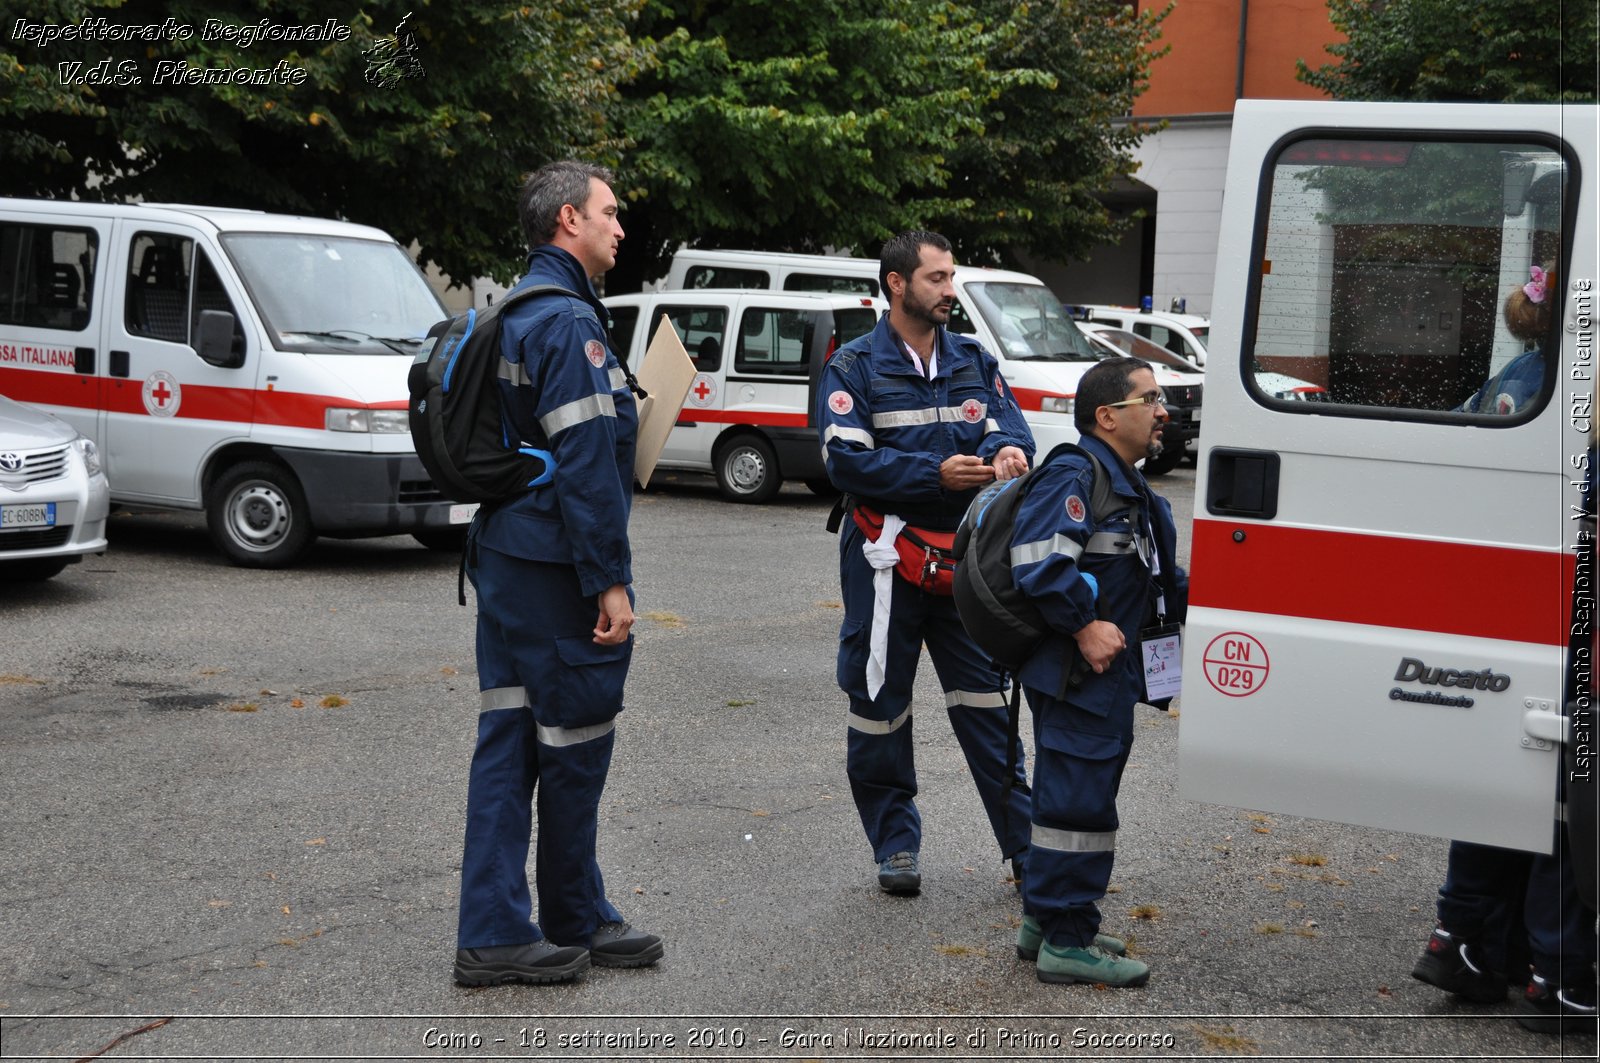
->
[[407, 284, 578, 506]]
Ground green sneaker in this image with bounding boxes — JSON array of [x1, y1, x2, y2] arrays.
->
[[1036, 941, 1149, 987], [1016, 915, 1126, 961]]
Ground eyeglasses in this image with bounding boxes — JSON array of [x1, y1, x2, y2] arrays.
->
[[1101, 389, 1167, 410]]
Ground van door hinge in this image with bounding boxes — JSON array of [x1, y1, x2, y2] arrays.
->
[[1521, 697, 1567, 750]]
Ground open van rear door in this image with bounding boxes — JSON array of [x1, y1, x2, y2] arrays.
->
[[1180, 102, 1595, 872]]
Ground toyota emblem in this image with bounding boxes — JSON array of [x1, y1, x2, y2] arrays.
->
[[0, 453, 21, 473]]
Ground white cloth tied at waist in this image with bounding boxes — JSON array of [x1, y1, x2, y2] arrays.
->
[[862, 513, 906, 701]]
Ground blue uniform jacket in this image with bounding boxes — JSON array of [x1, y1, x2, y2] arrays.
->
[[1010, 435, 1188, 714], [476, 245, 638, 598], [816, 316, 1035, 530], [1459, 348, 1544, 415]]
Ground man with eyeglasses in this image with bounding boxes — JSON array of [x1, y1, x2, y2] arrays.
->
[[1005, 356, 1188, 987]]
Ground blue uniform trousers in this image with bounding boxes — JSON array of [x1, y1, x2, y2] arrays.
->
[[837, 523, 1032, 863], [1021, 687, 1134, 947], [457, 545, 626, 950]]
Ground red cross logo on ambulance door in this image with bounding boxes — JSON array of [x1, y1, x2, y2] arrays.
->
[[142, 371, 181, 418], [828, 390, 853, 416], [960, 398, 983, 423], [687, 372, 717, 409]]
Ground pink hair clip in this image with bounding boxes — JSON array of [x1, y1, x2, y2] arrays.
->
[[1523, 266, 1548, 305]]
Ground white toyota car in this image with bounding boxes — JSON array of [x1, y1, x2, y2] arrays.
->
[[0, 394, 110, 581]]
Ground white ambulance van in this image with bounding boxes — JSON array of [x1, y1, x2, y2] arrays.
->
[[1071, 304, 1213, 368], [664, 249, 1103, 456], [0, 199, 462, 567], [603, 288, 885, 502], [1178, 100, 1596, 904]]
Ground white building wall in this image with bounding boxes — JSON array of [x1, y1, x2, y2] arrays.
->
[[1129, 120, 1232, 317]]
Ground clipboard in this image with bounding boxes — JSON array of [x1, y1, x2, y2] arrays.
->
[[632, 314, 697, 487]]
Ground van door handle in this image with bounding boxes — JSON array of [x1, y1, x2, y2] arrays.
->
[[110, 350, 130, 378], [74, 347, 95, 374], [1206, 447, 1280, 520]]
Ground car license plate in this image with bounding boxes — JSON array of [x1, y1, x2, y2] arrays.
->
[[448, 503, 480, 525], [1, 502, 56, 530]]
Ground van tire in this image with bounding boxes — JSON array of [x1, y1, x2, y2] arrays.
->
[[1141, 446, 1183, 476], [714, 434, 782, 503], [207, 461, 314, 568]]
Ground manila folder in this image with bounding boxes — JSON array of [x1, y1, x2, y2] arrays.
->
[[632, 314, 696, 487]]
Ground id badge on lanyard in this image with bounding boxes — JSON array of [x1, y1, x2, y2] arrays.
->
[[1136, 509, 1181, 702]]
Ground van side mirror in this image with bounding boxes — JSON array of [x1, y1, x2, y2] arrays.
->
[[196, 309, 243, 368]]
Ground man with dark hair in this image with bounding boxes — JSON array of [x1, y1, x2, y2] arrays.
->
[[451, 160, 661, 987], [816, 230, 1035, 896], [1007, 355, 1187, 987]]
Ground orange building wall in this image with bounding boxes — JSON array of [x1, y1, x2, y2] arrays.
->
[[1134, 0, 1344, 117]]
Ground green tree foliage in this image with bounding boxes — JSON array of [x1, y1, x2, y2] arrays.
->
[[1, 0, 647, 285], [1299, 0, 1598, 103], [609, 0, 1166, 290]]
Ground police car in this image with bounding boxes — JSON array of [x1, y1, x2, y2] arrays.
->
[[0, 394, 109, 581]]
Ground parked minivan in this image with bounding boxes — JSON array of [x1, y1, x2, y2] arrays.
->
[[1068, 304, 1212, 368], [664, 249, 1103, 456], [0, 198, 461, 567], [603, 288, 885, 502]]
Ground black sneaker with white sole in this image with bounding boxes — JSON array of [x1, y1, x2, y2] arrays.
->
[[1516, 972, 1597, 1035], [453, 940, 590, 986], [1411, 926, 1505, 1004]]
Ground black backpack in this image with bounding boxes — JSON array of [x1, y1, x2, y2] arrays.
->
[[952, 441, 1129, 674], [407, 284, 579, 506]]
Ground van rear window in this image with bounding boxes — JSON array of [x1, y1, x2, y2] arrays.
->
[[784, 272, 879, 297], [0, 222, 97, 332], [833, 308, 878, 345], [684, 265, 768, 290]]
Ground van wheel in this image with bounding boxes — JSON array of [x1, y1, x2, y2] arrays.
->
[[1141, 446, 1182, 476], [715, 435, 782, 503], [207, 461, 314, 568]]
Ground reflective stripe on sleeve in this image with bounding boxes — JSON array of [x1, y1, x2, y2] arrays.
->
[[823, 424, 875, 449], [1086, 531, 1138, 556], [609, 366, 627, 391], [535, 718, 617, 748], [944, 689, 1007, 709], [498, 359, 531, 387], [983, 418, 1000, 434], [479, 686, 527, 712], [1031, 823, 1117, 853], [871, 403, 987, 429], [848, 706, 911, 735], [539, 392, 617, 437], [1012, 533, 1084, 568]]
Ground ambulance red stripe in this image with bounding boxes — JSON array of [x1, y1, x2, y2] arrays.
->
[[674, 409, 809, 427], [0, 368, 405, 429], [1190, 518, 1575, 646]]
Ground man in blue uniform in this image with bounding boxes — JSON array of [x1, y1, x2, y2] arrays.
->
[[1007, 356, 1187, 987], [816, 230, 1035, 895], [452, 161, 662, 986]]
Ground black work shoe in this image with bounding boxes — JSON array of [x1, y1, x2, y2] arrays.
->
[[1411, 927, 1505, 1004], [453, 941, 589, 986], [587, 920, 664, 968], [1515, 973, 1598, 1035], [877, 851, 921, 894]]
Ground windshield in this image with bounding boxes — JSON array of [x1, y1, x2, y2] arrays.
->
[[220, 233, 445, 354], [1086, 328, 1198, 373], [963, 281, 1099, 362]]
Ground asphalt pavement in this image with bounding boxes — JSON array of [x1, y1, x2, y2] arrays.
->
[[0, 466, 1592, 1061]]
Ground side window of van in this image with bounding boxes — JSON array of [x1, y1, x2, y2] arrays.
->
[[662, 305, 727, 371], [736, 308, 813, 376], [0, 222, 98, 332], [606, 306, 639, 361], [1250, 136, 1568, 421], [126, 233, 242, 352], [784, 272, 879, 297], [1135, 322, 1194, 361], [685, 266, 768, 290], [946, 298, 978, 335]]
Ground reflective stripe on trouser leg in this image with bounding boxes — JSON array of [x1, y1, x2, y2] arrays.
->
[[925, 598, 1032, 861], [1021, 688, 1132, 949], [534, 720, 623, 946], [838, 522, 925, 861]]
